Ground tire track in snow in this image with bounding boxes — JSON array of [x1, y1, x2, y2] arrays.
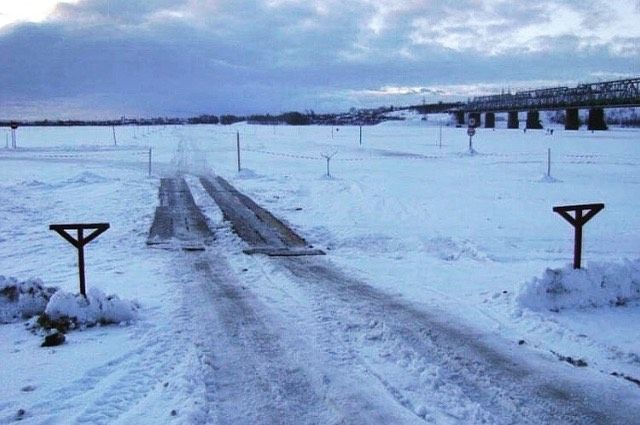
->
[[17, 311, 195, 424], [191, 174, 638, 424], [276, 256, 638, 424], [186, 249, 334, 424]]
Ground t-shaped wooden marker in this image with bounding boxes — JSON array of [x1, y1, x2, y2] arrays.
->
[[50, 223, 110, 296], [553, 203, 604, 269]]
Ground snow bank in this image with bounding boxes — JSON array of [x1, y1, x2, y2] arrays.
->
[[1, 276, 139, 328], [518, 259, 640, 311], [44, 287, 139, 327], [0, 276, 56, 323]]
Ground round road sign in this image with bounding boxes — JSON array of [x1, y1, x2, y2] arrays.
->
[[468, 117, 477, 127], [10, 122, 18, 130], [467, 127, 476, 137]]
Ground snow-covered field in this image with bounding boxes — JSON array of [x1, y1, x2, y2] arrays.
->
[[1, 117, 639, 423]]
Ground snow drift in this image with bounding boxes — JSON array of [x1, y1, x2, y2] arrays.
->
[[518, 259, 640, 311], [44, 287, 139, 327], [0, 275, 139, 327], [0, 276, 56, 323]]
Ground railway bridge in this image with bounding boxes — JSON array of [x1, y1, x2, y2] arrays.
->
[[450, 77, 640, 130]]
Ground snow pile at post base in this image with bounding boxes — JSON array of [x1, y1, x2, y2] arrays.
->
[[45, 287, 138, 326], [518, 259, 640, 311], [1, 275, 138, 327], [0, 276, 55, 323]]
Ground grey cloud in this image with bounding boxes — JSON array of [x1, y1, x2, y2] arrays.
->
[[0, 0, 638, 119]]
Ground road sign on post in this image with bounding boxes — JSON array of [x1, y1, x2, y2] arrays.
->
[[552, 203, 604, 269], [50, 223, 110, 296]]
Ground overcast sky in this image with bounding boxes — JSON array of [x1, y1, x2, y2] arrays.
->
[[0, 0, 638, 119]]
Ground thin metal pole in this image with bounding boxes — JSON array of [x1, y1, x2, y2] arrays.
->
[[359, 125, 362, 146], [148, 148, 152, 177], [236, 131, 241, 172], [112, 126, 117, 146], [547, 148, 551, 177], [11, 128, 16, 149], [77, 228, 86, 297], [326, 158, 330, 177], [468, 135, 473, 152], [439, 123, 442, 148]]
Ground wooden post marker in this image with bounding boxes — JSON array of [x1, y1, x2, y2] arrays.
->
[[50, 223, 110, 296], [552, 203, 604, 269]]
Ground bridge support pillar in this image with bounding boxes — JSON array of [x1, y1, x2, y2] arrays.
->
[[468, 112, 481, 127], [526, 111, 543, 129], [507, 111, 519, 129], [455, 111, 465, 126], [565, 108, 580, 130], [484, 112, 495, 128], [587, 108, 607, 131]]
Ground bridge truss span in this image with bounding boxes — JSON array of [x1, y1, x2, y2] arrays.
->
[[464, 77, 640, 113]]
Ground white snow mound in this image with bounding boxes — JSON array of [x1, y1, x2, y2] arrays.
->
[[0, 276, 56, 323], [518, 259, 640, 311], [45, 287, 139, 326]]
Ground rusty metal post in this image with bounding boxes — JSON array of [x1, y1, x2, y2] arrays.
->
[[553, 203, 604, 269]]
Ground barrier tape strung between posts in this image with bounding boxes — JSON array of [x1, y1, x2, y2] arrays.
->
[[240, 147, 444, 162], [0, 149, 150, 160], [240, 147, 640, 165]]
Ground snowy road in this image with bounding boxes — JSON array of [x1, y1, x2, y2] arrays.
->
[[175, 175, 639, 424], [3, 124, 639, 424]]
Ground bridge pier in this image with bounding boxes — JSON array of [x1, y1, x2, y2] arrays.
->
[[455, 111, 465, 126], [526, 111, 543, 129], [565, 108, 580, 130], [588, 108, 608, 131], [468, 112, 481, 127], [484, 112, 495, 128], [507, 111, 519, 129]]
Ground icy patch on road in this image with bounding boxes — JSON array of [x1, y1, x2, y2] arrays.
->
[[518, 259, 640, 311], [44, 287, 139, 327], [0, 276, 57, 323]]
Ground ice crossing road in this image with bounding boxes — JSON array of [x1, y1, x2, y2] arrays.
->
[[147, 177, 213, 250], [199, 176, 324, 256], [152, 176, 639, 424]]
